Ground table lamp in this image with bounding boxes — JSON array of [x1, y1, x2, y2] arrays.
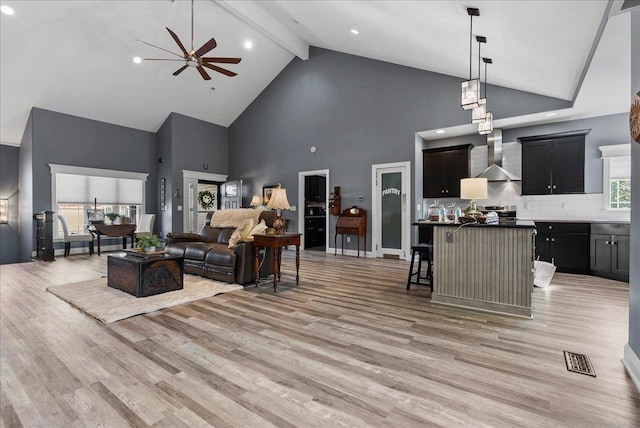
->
[[460, 177, 487, 217], [266, 183, 290, 233], [250, 194, 262, 208]]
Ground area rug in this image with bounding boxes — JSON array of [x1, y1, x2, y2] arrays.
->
[[46, 274, 243, 324]]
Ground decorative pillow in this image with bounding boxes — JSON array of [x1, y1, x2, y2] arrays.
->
[[244, 219, 268, 241], [228, 219, 255, 249]]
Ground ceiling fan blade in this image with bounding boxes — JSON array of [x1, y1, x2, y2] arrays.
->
[[201, 57, 241, 64], [196, 66, 212, 80], [166, 27, 189, 57], [137, 39, 183, 58], [201, 62, 237, 77], [173, 65, 189, 76], [194, 37, 218, 57]]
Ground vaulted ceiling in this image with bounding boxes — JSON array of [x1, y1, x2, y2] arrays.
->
[[0, 1, 631, 146]]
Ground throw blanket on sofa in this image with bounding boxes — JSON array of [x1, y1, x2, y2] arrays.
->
[[209, 209, 263, 228]]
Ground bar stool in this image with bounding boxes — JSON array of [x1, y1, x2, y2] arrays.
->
[[407, 243, 433, 291]]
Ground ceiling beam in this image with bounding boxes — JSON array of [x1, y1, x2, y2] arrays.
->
[[214, 0, 309, 60], [571, 0, 615, 103]]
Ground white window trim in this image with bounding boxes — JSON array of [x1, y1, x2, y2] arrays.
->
[[599, 144, 631, 211], [50, 164, 149, 238]]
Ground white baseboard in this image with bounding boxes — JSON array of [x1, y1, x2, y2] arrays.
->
[[326, 247, 374, 258], [623, 343, 640, 394]]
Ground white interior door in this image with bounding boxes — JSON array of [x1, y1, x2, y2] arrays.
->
[[372, 162, 411, 260]]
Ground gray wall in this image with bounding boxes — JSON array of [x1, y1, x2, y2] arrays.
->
[[229, 47, 570, 250], [0, 145, 20, 264], [628, 9, 639, 364], [18, 112, 34, 262], [163, 113, 229, 233], [18, 108, 158, 260]]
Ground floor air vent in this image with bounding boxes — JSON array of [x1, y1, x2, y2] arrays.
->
[[563, 351, 596, 377]]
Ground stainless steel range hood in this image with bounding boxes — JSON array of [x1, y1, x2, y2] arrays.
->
[[476, 129, 521, 181]]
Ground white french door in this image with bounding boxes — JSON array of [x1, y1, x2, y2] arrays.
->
[[372, 162, 411, 260]]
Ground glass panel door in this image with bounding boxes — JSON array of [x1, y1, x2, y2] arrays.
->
[[381, 172, 402, 249]]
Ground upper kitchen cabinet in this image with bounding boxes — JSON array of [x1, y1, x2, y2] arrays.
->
[[519, 130, 590, 195], [423, 144, 472, 198], [305, 175, 326, 202]]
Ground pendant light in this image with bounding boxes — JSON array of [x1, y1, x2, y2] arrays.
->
[[461, 8, 480, 110], [478, 57, 494, 135], [471, 36, 487, 123]]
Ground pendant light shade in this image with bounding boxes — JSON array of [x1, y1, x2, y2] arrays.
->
[[478, 57, 493, 134], [471, 36, 487, 123], [461, 8, 480, 110], [478, 111, 494, 134]]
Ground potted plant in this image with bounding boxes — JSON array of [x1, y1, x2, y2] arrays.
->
[[105, 212, 120, 224], [137, 234, 160, 253]]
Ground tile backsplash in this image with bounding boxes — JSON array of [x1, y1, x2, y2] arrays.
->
[[420, 142, 630, 223]]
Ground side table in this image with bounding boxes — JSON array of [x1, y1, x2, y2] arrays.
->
[[253, 233, 301, 292]]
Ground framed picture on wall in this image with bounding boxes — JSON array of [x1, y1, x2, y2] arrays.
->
[[263, 184, 278, 205]]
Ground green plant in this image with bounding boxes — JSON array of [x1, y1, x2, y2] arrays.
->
[[137, 234, 160, 251], [105, 212, 119, 223]]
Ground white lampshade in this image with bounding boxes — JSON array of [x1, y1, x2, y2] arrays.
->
[[266, 185, 290, 210], [460, 178, 488, 200], [250, 194, 261, 207]]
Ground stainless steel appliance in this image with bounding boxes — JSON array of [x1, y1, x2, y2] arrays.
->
[[480, 205, 517, 224]]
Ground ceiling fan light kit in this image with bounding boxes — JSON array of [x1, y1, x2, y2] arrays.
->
[[140, 0, 241, 81]]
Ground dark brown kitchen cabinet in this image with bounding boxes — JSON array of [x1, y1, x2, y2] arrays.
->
[[519, 130, 589, 195], [590, 223, 630, 282], [423, 144, 471, 198], [535, 222, 590, 274], [305, 176, 326, 202]]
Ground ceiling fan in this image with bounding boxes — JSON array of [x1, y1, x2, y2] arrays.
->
[[138, 0, 241, 80]]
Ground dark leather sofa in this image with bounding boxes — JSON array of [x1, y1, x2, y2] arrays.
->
[[165, 210, 276, 284]]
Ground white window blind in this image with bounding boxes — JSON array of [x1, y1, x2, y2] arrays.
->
[[56, 174, 144, 205], [609, 156, 631, 179]]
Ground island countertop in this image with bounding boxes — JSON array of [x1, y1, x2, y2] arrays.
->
[[413, 220, 536, 228]]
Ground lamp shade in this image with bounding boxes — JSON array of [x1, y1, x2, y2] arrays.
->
[[266, 185, 290, 210], [460, 178, 488, 200], [250, 194, 261, 207]]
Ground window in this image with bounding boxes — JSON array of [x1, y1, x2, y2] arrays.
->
[[50, 164, 148, 237], [599, 144, 631, 210], [610, 179, 631, 209]]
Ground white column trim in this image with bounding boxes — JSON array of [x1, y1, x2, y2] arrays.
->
[[182, 170, 227, 182], [623, 344, 640, 394]]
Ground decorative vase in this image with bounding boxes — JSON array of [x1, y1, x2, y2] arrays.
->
[[144, 246, 156, 253]]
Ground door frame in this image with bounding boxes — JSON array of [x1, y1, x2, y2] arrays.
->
[[182, 170, 227, 233], [371, 161, 411, 260], [298, 169, 330, 251]]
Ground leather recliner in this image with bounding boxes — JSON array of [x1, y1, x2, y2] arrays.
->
[[165, 210, 276, 284]]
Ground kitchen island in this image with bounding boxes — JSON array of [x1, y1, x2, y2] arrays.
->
[[423, 220, 536, 317]]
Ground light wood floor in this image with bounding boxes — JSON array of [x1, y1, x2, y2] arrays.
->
[[1, 250, 639, 427]]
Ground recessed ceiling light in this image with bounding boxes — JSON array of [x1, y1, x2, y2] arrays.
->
[[545, 112, 557, 117], [1, 5, 15, 15], [132, 56, 142, 64], [244, 40, 253, 49], [436, 129, 446, 134], [350, 28, 359, 35]]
